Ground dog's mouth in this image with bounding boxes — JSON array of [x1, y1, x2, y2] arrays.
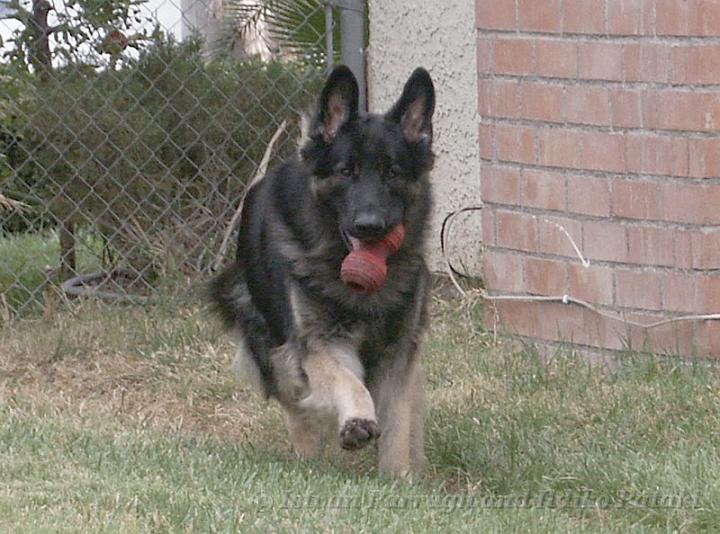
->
[[339, 224, 406, 294], [340, 229, 354, 252], [340, 229, 394, 252]]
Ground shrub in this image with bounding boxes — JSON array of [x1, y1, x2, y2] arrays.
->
[[7, 36, 323, 278]]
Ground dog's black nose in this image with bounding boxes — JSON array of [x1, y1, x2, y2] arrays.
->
[[351, 213, 388, 239]]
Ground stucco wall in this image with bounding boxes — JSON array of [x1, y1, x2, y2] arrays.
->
[[367, 0, 480, 273]]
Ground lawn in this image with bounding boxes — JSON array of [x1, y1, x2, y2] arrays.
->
[[1, 288, 719, 532]]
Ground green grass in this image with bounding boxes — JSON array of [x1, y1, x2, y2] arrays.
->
[[0, 231, 102, 315], [1, 295, 719, 532]]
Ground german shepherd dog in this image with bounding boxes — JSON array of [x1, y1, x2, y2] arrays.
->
[[210, 65, 435, 476]]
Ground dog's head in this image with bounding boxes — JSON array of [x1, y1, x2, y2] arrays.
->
[[301, 66, 435, 242]]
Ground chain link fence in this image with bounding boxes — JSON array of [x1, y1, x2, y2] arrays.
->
[[0, 0, 364, 319]]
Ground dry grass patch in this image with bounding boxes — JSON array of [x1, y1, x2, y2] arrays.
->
[[0, 299, 285, 445]]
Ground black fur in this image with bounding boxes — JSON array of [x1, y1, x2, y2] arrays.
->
[[210, 65, 435, 398]]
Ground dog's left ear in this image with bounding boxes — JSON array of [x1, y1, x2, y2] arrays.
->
[[386, 68, 435, 145], [315, 65, 359, 143]]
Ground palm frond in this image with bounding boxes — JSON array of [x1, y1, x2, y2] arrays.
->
[[210, 0, 331, 63]]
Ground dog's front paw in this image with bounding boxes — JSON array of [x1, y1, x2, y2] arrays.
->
[[339, 418, 380, 450]]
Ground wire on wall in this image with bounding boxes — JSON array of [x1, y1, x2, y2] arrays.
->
[[440, 207, 720, 330]]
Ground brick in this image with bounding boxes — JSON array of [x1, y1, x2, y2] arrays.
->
[[482, 250, 525, 292], [479, 79, 520, 118], [537, 127, 582, 169], [481, 164, 521, 204], [663, 272, 700, 313], [567, 175, 611, 217], [521, 82, 564, 122], [519, 0, 561, 32], [477, 0, 516, 30], [586, 309, 624, 350], [478, 79, 490, 116], [610, 90, 642, 128], [521, 168, 566, 211], [649, 319, 696, 356], [663, 272, 693, 312], [496, 124, 536, 164], [689, 138, 720, 179], [579, 131, 626, 173], [665, 272, 720, 314], [525, 257, 567, 295], [487, 300, 540, 338], [690, 230, 720, 270], [583, 220, 628, 263], [547, 302, 623, 349], [477, 36, 494, 75], [624, 43, 670, 83], [662, 182, 720, 225], [535, 39, 578, 78], [695, 321, 720, 358], [615, 270, 662, 310], [625, 312, 696, 356], [627, 225, 676, 267], [538, 216, 583, 257], [569, 263, 614, 305], [625, 134, 689, 177], [579, 43, 625, 81], [612, 179, 664, 220], [643, 91, 720, 132], [494, 38, 535, 75], [496, 210, 538, 252], [655, 0, 687, 35], [564, 85, 610, 125], [479, 123, 494, 160], [564, 0, 606, 33], [675, 231, 694, 270], [482, 207, 495, 246], [607, 0, 652, 35], [656, 0, 720, 37], [683, 45, 720, 85]]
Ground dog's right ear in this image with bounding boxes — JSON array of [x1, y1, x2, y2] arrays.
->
[[313, 65, 359, 143]]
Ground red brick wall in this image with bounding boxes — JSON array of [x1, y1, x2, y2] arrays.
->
[[477, 0, 720, 357]]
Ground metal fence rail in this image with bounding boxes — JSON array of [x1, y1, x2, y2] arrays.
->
[[0, 0, 365, 319]]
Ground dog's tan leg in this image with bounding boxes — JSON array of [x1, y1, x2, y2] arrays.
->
[[373, 358, 425, 477], [407, 367, 426, 468], [297, 341, 380, 451], [284, 408, 323, 459]]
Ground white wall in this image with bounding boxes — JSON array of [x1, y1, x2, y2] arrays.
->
[[367, 0, 480, 273]]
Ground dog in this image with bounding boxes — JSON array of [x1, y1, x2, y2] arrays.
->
[[210, 65, 435, 476]]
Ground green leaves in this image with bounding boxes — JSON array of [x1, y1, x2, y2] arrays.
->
[[2, 0, 153, 73], [211, 0, 338, 65]]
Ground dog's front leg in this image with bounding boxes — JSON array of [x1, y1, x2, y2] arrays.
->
[[295, 340, 380, 451], [372, 356, 425, 477]]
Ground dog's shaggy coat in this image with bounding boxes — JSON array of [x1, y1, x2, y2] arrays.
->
[[211, 65, 435, 475]]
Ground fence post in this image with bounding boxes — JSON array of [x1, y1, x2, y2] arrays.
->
[[338, 0, 366, 111]]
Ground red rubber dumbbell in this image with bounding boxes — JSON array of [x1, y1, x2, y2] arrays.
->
[[340, 223, 405, 294]]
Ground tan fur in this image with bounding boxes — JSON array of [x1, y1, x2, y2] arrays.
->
[[284, 408, 323, 459], [372, 357, 425, 476], [298, 341, 375, 423], [281, 347, 426, 476], [230, 336, 264, 393], [297, 112, 312, 155]]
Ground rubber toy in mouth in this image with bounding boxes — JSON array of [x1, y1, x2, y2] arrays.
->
[[340, 223, 405, 294]]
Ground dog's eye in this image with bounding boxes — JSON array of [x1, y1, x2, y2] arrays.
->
[[340, 167, 353, 177], [388, 166, 402, 179]]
